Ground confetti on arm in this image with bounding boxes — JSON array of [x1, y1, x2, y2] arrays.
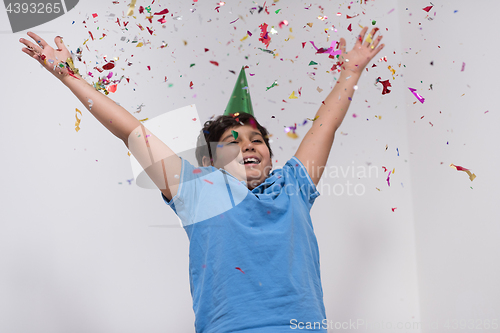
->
[[235, 267, 245, 274], [450, 164, 476, 181]]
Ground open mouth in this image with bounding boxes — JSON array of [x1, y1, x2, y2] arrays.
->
[[239, 157, 261, 165]]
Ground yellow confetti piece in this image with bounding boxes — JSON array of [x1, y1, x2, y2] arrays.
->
[[75, 108, 82, 132], [307, 22, 313, 27], [240, 35, 249, 41], [287, 131, 298, 139], [392, 167, 395, 174], [136, 42, 143, 47], [126, 0, 137, 16], [307, 115, 319, 121], [127, 151, 131, 156], [289, 91, 299, 99], [365, 34, 373, 44], [450, 164, 476, 181], [375, 115, 382, 120], [138, 118, 149, 122], [388, 65, 396, 78]]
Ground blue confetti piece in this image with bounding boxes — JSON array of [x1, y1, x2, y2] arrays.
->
[[396, 148, 399, 156]]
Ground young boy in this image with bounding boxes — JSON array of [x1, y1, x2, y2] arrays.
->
[[20, 26, 384, 332]]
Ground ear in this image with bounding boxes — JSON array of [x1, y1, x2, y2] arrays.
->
[[202, 156, 213, 167]]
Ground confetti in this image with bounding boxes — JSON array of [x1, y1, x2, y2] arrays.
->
[[235, 267, 245, 274], [391, 207, 397, 212], [289, 91, 299, 99], [193, 168, 202, 174], [376, 77, 392, 94], [306, 115, 319, 121], [423, 5, 433, 12], [75, 108, 82, 132], [386, 171, 391, 186], [259, 23, 271, 48], [347, 24, 352, 31], [231, 130, 238, 140], [203, 179, 213, 184], [408, 87, 425, 103], [450, 164, 476, 181], [461, 62, 465, 71], [126, 0, 137, 16]]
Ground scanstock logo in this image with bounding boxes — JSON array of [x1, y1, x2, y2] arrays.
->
[[3, 0, 79, 33]]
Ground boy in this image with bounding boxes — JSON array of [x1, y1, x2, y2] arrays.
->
[[20, 26, 384, 332]]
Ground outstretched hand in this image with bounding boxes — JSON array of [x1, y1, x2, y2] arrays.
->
[[337, 26, 385, 75], [19, 31, 75, 81]]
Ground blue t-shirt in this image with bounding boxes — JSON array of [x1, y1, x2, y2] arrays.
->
[[161, 156, 327, 332]]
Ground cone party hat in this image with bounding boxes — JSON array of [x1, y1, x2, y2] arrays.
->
[[223, 66, 254, 116]]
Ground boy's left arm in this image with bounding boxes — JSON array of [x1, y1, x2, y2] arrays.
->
[[295, 26, 385, 186]]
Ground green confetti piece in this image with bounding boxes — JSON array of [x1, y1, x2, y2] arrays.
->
[[190, 63, 196, 67], [266, 81, 279, 91], [372, 20, 376, 25], [275, 9, 281, 14], [231, 130, 238, 140], [308, 61, 318, 66], [258, 48, 275, 55]]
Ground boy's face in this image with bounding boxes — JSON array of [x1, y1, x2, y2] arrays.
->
[[210, 124, 272, 190]]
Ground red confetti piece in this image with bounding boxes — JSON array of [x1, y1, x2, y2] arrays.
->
[[258, 23, 271, 48], [190, 81, 194, 89], [204, 48, 209, 52], [92, 13, 98, 18], [147, 27, 154, 35], [391, 207, 397, 212], [107, 84, 117, 93], [346, 14, 359, 19], [88, 31, 94, 40], [376, 77, 392, 95], [139, 6, 144, 14], [209, 60, 219, 66], [235, 267, 245, 274], [347, 23, 352, 31], [423, 6, 433, 12], [102, 62, 115, 70], [154, 8, 169, 15], [203, 179, 213, 184], [193, 168, 201, 174], [382, 166, 387, 172]]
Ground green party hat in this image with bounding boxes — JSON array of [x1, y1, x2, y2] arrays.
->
[[223, 66, 254, 116]]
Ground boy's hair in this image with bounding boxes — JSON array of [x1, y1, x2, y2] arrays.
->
[[195, 113, 273, 166]]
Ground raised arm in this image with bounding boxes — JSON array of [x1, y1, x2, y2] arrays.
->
[[295, 26, 385, 186], [20, 32, 181, 200]]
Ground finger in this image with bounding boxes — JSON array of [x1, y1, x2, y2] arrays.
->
[[371, 35, 383, 50], [363, 27, 378, 47], [355, 26, 368, 47], [20, 37, 43, 54], [27, 31, 48, 50], [339, 38, 346, 53], [54, 35, 67, 52]]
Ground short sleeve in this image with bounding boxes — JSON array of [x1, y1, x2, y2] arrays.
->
[[283, 156, 320, 208]]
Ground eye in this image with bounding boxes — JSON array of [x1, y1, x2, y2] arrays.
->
[[253, 140, 262, 143], [227, 141, 238, 145]]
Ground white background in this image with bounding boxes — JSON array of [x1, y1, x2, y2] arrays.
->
[[0, 0, 498, 332]]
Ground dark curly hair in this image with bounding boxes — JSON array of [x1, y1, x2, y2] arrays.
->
[[195, 113, 273, 166]]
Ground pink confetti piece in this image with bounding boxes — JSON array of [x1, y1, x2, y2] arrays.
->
[[408, 87, 425, 103], [203, 179, 213, 184], [461, 62, 465, 71], [386, 171, 391, 186]]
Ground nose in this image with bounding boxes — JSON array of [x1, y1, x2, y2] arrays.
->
[[242, 140, 255, 152]]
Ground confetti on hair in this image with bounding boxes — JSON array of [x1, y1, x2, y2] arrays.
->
[[235, 267, 245, 274], [75, 108, 82, 132], [408, 87, 425, 103], [450, 164, 476, 181]]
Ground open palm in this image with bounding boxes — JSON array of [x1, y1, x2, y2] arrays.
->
[[20, 31, 73, 80], [337, 26, 385, 74]]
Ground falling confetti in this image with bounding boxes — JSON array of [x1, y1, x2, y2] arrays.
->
[[376, 77, 392, 94], [423, 5, 433, 12], [75, 108, 82, 132], [386, 170, 391, 186], [408, 87, 425, 103], [126, 0, 137, 16], [450, 164, 476, 181]]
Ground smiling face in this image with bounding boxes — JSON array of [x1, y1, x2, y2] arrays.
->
[[211, 124, 273, 190]]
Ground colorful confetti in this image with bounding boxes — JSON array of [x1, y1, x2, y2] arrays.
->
[[376, 77, 392, 95], [450, 164, 476, 181], [408, 87, 425, 103]]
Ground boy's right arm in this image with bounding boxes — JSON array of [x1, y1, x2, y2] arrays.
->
[[20, 32, 180, 201]]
